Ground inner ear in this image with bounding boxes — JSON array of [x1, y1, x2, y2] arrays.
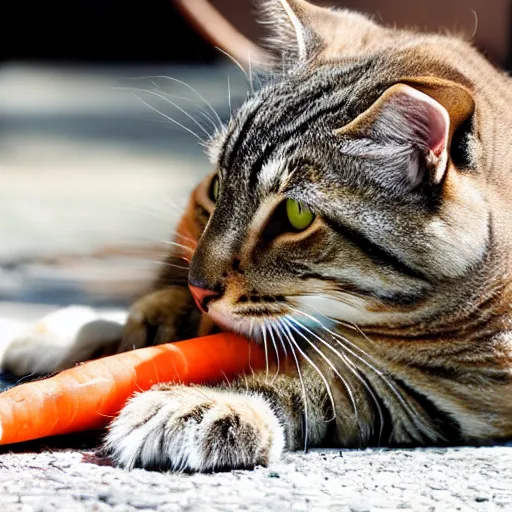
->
[[400, 77, 475, 140], [336, 83, 451, 187]]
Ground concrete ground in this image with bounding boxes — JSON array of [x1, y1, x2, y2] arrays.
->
[[0, 64, 511, 511], [1, 445, 511, 512]]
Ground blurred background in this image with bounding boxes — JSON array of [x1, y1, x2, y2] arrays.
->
[[1, 0, 511, 320]]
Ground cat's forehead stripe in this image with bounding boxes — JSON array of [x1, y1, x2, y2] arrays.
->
[[220, 69, 353, 175], [221, 92, 354, 193]]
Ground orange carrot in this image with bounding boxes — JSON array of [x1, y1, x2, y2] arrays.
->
[[0, 333, 266, 446]]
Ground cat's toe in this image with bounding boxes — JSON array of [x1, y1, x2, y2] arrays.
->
[[105, 385, 285, 472]]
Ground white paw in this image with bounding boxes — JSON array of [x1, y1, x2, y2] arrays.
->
[[106, 385, 285, 472], [0, 306, 127, 376]]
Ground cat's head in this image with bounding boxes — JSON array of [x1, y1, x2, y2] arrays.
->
[[187, 0, 488, 337]]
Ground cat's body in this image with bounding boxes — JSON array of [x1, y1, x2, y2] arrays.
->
[[2, 0, 512, 471]]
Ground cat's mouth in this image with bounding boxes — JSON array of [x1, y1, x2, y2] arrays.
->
[[207, 300, 289, 339]]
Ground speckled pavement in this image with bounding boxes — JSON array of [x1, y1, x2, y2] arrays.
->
[[1, 445, 511, 511]]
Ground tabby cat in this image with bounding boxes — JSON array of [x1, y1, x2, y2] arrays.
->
[[2, 0, 512, 472]]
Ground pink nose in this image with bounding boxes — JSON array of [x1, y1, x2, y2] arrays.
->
[[189, 284, 220, 313]]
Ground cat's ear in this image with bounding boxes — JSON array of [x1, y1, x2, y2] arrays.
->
[[260, 0, 380, 64], [260, 0, 313, 62], [335, 81, 474, 190]]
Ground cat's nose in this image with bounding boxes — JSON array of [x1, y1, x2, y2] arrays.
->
[[188, 284, 221, 313]]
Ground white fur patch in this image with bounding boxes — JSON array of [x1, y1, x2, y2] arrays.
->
[[107, 387, 285, 472], [426, 212, 488, 278], [295, 294, 398, 326], [259, 158, 286, 190], [0, 306, 127, 376]]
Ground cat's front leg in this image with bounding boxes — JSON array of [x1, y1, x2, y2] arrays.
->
[[106, 371, 330, 472], [118, 286, 199, 353]]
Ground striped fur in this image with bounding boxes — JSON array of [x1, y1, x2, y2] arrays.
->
[[4, 0, 511, 471], [109, 0, 512, 469]]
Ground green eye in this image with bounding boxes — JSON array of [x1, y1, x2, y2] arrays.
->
[[209, 174, 220, 202], [286, 199, 315, 231]]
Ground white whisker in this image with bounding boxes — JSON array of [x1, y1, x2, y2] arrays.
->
[[289, 307, 380, 364], [290, 306, 426, 434], [118, 87, 212, 140], [160, 240, 194, 253], [198, 110, 218, 132], [248, 52, 254, 94], [227, 76, 232, 116], [288, 316, 385, 444], [284, 318, 348, 421], [265, 319, 281, 384], [310, 301, 378, 348], [282, 318, 338, 423], [130, 93, 204, 142], [303, 302, 361, 332], [275, 319, 309, 452], [329, 330, 423, 431], [215, 46, 249, 79], [167, 230, 197, 246], [261, 320, 270, 382], [134, 204, 181, 221], [149, 82, 219, 131], [125, 75, 223, 128], [162, 201, 190, 218], [148, 259, 189, 271], [249, 317, 255, 339], [339, 352, 385, 445]]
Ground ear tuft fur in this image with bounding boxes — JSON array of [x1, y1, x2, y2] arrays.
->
[[258, 1, 382, 71], [259, 0, 320, 65]]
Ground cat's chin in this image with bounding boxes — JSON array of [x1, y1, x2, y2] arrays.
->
[[207, 306, 277, 341], [207, 308, 257, 338]]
